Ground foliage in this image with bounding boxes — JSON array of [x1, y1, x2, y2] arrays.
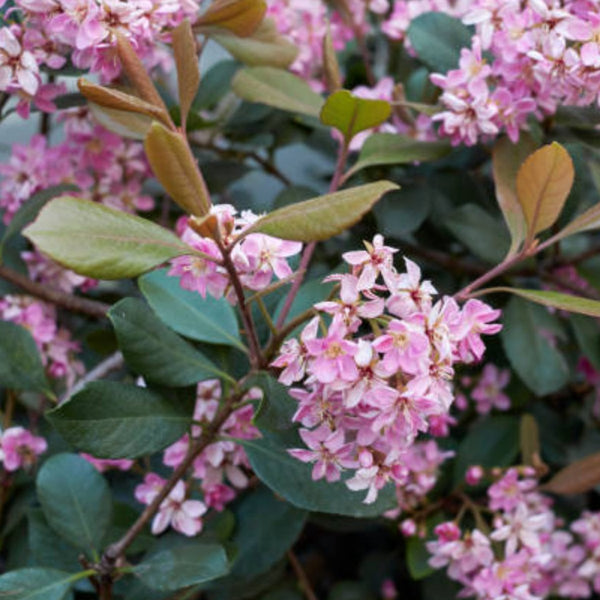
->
[[2, 1, 600, 599]]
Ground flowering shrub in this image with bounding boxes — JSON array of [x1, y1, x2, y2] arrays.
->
[[3, 0, 600, 598]]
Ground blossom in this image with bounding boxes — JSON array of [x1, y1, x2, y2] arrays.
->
[[0, 426, 47, 471]]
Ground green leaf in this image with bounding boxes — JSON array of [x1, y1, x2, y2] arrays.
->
[[28, 509, 82, 573], [211, 18, 298, 69], [406, 536, 435, 580], [0, 184, 78, 258], [492, 135, 536, 257], [109, 298, 229, 387], [23, 196, 194, 279], [247, 181, 398, 242], [36, 453, 112, 553], [373, 186, 433, 236], [552, 202, 600, 243], [500, 297, 569, 395], [453, 415, 521, 484], [0, 321, 50, 394], [232, 66, 324, 117], [489, 287, 600, 318], [407, 12, 473, 72], [320, 90, 391, 144], [139, 268, 244, 350], [46, 381, 194, 459], [240, 430, 397, 517], [135, 542, 230, 591], [516, 142, 575, 239], [214, 486, 306, 582], [249, 372, 297, 431], [345, 133, 451, 180], [446, 204, 509, 264], [194, 60, 239, 111], [0, 568, 75, 600], [570, 314, 600, 370]]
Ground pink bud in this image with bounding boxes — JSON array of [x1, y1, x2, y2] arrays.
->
[[400, 518, 417, 537], [465, 465, 484, 485]]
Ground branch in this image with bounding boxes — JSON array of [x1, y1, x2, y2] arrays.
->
[[102, 389, 242, 566], [0, 265, 110, 319], [60, 351, 124, 403], [287, 550, 318, 600]]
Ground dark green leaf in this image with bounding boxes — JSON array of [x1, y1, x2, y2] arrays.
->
[[46, 381, 194, 459], [215, 486, 306, 581], [240, 430, 397, 517], [36, 453, 112, 553], [28, 509, 82, 573], [109, 298, 229, 387], [135, 542, 230, 591], [23, 196, 194, 279], [406, 536, 435, 580], [446, 204, 509, 264], [570, 314, 600, 370], [249, 372, 296, 431], [501, 297, 569, 395], [345, 133, 451, 179], [0, 321, 50, 394], [139, 268, 244, 349], [0, 568, 76, 600], [194, 60, 239, 110], [407, 12, 472, 72], [453, 416, 521, 485], [373, 187, 433, 236]]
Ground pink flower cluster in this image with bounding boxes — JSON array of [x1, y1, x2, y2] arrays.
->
[[266, 0, 373, 90], [455, 363, 511, 415], [0, 0, 199, 115], [168, 205, 302, 301], [0, 110, 153, 227], [428, 468, 600, 599], [431, 0, 600, 145], [272, 235, 502, 503], [0, 295, 83, 385], [0, 426, 47, 471], [135, 380, 259, 536]]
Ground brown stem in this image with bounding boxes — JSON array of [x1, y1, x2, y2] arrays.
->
[[264, 307, 318, 364], [0, 265, 110, 319], [102, 390, 241, 565], [454, 252, 526, 302], [60, 352, 124, 403], [217, 241, 263, 369], [287, 550, 318, 600], [273, 140, 348, 332]]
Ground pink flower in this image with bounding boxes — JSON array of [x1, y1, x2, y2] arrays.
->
[[151, 480, 207, 537], [0, 427, 47, 471], [80, 454, 133, 473], [238, 234, 302, 291], [372, 317, 431, 375], [0, 27, 40, 96], [343, 234, 397, 291], [289, 425, 356, 482], [471, 364, 511, 414], [304, 315, 359, 384]]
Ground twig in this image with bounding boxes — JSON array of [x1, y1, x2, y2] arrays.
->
[[217, 240, 263, 369], [287, 550, 318, 600], [0, 265, 110, 319], [60, 351, 124, 403], [102, 389, 242, 565]]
